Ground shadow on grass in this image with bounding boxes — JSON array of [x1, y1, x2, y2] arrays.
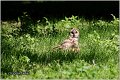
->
[[26, 50, 80, 64], [21, 48, 112, 65]]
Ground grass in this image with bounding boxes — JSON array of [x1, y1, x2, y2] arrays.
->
[[1, 15, 119, 79]]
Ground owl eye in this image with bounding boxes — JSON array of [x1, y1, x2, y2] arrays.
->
[[71, 32, 74, 34]]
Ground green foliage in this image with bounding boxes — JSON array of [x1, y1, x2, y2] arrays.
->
[[19, 12, 37, 35], [80, 31, 118, 64], [1, 15, 119, 79]]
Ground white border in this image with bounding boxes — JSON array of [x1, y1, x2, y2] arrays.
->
[[0, 0, 119, 80]]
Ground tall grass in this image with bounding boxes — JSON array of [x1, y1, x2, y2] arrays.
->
[[1, 14, 119, 79]]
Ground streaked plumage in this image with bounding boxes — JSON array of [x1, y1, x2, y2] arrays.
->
[[53, 28, 80, 52]]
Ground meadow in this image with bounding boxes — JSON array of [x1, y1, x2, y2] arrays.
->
[[1, 13, 119, 79]]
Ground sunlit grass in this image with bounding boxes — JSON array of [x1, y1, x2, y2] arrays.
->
[[1, 15, 119, 79]]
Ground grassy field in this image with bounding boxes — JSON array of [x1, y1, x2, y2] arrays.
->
[[1, 14, 119, 79]]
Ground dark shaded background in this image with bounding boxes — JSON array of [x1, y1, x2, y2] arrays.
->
[[1, 1, 119, 21]]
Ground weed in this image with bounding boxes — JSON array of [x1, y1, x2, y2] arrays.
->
[[1, 15, 119, 79]]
